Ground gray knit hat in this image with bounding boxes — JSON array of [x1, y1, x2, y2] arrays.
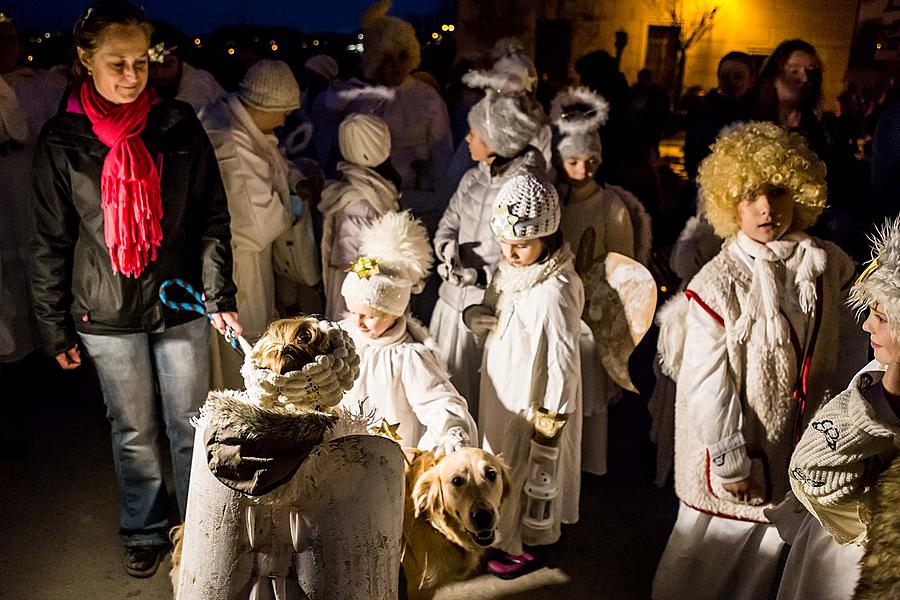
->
[[238, 59, 301, 112], [550, 87, 610, 162], [491, 174, 560, 241], [463, 70, 545, 159]]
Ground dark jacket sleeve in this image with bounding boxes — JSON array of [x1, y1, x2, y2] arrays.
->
[[187, 115, 237, 314], [30, 126, 79, 356]]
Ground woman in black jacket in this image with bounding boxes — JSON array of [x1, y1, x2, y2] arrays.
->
[[30, 1, 239, 578]]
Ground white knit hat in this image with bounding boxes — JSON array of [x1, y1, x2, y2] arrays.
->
[[338, 113, 392, 167], [360, 0, 421, 82], [850, 217, 900, 335], [491, 174, 560, 241], [304, 54, 339, 82], [464, 70, 545, 159], [550, 87, 610, 162], [238, 59, 301, 112], [341, 211, 433, 316]]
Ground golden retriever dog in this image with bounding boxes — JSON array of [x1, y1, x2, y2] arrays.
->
[[169, 523, 184, 594], [402, 448, 511, 599]]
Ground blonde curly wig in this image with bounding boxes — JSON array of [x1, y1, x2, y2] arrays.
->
[[697, 121, 827, 238]]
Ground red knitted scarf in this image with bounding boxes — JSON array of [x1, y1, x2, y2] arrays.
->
[[80, 80, 162, 278]]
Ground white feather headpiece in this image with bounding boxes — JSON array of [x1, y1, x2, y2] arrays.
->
[[550, 86, 610, 135], [849, 216, 900, 335], [462, 69, 527, 95], [341, 211, 434, 316], [337, 85, 396, 103]]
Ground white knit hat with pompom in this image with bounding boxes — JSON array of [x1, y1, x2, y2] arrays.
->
[[341, 211, 434, 316], [491, 174, 560, 241]]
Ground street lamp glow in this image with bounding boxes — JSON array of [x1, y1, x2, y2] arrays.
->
[[448, 24, 455, 32], [194, 38, 201, 45], [441, 24, 448, 31], [271, 43, 278, 51], [431, 32, 439, 39], [358, 33, 364, 40], [227, 48, 235, 55]]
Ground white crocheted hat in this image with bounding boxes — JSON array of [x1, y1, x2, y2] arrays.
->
[[550, 86, 610, 162], [360, 0, 421, 82], [240, 319, 360, 411], [850, 217, 900, 334], [238, 59, 301, 112], [464, 70, 545, 159], [491, 174, 560, 241], [341, 211, 433, 316], [339, 113, 391, 167]]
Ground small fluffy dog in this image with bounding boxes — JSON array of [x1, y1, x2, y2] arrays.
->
[[402, 448, 511, 599]]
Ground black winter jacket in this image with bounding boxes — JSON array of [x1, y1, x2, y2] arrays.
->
[[30, 93, 237, 356]]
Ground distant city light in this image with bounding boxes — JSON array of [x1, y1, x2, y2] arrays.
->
[[271, 43, 278, 51], [44, 32, 50, 38], [26, 55, 33, 62], [431, 32, 439, 39], [877, 43, 883, 49], [227, 48, 235, 55], [357, 33, 364, 40], [301, 42, 308, 48], [448, 25, 455, 32], [194, 38, 201, 45], [441, 24, 448, 31], [313, 39, 320, 46]]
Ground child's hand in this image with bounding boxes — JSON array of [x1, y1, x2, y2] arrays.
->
[[468, 314, 498, 336], [722, 478, 760, 503], [440, 240, 459, 265], [434, 427, 470, 457]]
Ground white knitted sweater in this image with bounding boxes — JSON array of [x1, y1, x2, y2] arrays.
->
[[790, 360, 900, 544]]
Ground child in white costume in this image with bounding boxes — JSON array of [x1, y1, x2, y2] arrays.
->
[[320, 113, 400, 319], [339, 211, 476, 452], [430, 68, 546, 415], [468, 174, 584, 577], [781, 218, 900, 599], [550, 86, 647, 476], [652, 122, 856, 600]]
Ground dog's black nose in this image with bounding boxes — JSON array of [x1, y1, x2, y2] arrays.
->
[[472, 508, 494, 530]]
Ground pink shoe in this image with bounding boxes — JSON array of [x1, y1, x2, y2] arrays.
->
[[487, 552, 540, 579]]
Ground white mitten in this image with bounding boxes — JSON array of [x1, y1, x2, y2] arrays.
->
[[434, 426, 470, 457], [468, 314, 498, 336]]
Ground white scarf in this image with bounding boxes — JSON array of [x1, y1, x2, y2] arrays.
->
[[734, 231, 827, 350], [483, 244, 575, 314]]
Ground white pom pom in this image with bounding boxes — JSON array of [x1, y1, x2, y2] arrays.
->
[[359, 211, 434, 291]]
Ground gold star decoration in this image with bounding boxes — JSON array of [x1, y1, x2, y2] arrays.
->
[[346, 256, 382, 279], [370, 418, 402, 442], [490, 203, 519, 239]]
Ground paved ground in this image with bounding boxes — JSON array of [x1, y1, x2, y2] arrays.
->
[[0, 349, 677, 600]]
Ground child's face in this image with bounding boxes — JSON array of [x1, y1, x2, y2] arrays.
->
[[737, 188, 794, 243], [562, 154, 599, 182], [466, 129, 493, 163], [498, 238, 544, 268], [346, 299, 398, 339], [863, 302, 899, 365]]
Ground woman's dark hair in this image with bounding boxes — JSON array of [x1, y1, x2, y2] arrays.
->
[[717, 51, 755, 77], [71, 1, 153, 80], [747, 39, 822, 121]]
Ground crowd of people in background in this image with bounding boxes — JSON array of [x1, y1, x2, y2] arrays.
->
[[2, 0, 900, 597]]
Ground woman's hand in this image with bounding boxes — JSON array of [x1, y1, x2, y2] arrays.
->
[[211, 312, 243, 337], [55, 345, 82, 370], [722, 477, 758, 503]]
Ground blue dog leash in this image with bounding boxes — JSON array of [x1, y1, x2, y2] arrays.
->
[[158, 279, 248, 358]]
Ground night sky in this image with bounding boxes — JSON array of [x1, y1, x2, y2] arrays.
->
[[7, 0, 445, 34]]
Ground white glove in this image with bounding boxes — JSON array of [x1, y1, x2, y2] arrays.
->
[[434, 426, 470, 457], [440, 240, 459, 265], [437, 263, 478, 286]]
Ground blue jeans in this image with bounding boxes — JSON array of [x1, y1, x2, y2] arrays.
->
[[79, 317, 209, 547]]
